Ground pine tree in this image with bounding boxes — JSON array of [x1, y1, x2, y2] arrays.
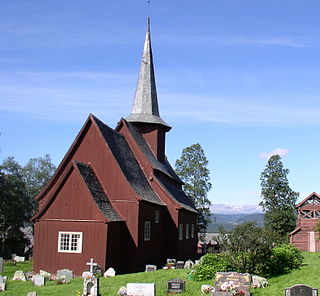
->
[[260, 154, 298, 238], [175, 143, 212, 234]]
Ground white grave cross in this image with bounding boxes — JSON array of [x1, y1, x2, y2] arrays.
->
[[86, 258, 98, 274]]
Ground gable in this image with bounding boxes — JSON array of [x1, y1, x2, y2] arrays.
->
[[296, 192, 320, 208], [33, 161, 123, 222]]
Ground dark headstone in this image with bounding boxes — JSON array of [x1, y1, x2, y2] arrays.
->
[[145, 265, 157, 272], [167, 278, 185, 294], [0, 257, 3, 274], [285, 284, 318, 296], [175, 261, 184, 269], [214, 272, 251, 296]]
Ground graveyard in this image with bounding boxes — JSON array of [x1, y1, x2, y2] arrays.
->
[[0, 251, 318, 295]]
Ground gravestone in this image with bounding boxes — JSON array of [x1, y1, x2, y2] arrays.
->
[[127, 283, 155, 296], [117, 286, 127, 295], [214, 272, 251, 296], [285, 284, 318, 296], [14, 256, 25, 262], [167, 259, 176, 265], [145, 265, 157, 272], [0, 283, 5, 292], [82, 275, 101, 296], [0, 276, 6, 284], [12, 270, 27, 281], [57, 269, 73, 280], [39, 270, 51, 280], [104, 267, 116, 277], [184, 260, 194, 269], [167, 278, 185, 294], [25, 271, 34, 281], [33, 275, 45, 286], [0, 257, 3, 274], [26, 292, 38, 296], [175, 261, 184, 269]]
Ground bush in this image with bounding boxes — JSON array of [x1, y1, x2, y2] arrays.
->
[[192, 253, 230, 281], [268, 244, 303, 276]]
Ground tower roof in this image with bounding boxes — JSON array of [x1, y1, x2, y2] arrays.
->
[[126, 18, 171, 129]]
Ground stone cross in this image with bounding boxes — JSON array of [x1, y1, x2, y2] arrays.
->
[[86, 258, 98, 274]]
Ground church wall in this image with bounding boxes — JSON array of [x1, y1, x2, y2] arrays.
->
[[33, 220, 107, 276], [177, 209, 198, 261]]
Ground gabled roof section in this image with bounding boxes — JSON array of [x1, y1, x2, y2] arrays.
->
[[296, 192, 320, 208], [289, 227, 301, 236], [156, 176, 197, 213], [92, 115, 165, 206], [126, 18, 170, 129], [32, 160, 123, 222], [123, 119, 183, 184], [75, 161, 123, 222]]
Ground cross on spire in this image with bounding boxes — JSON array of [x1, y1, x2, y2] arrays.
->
[[86, 258, 98, 274]]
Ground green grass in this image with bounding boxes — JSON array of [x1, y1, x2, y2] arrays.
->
[[1, 252, 320, 295]]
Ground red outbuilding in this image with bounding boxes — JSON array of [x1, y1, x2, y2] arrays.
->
[[290, 192, 320, 252], [31, 19, 198, 276]]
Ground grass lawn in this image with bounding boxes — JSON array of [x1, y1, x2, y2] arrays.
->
[[1, 252, 319, 295]]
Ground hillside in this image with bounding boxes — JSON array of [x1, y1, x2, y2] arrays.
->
[[207, 213, 264, 232]]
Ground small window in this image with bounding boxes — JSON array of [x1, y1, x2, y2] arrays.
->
[[179, 224, 183, 240], [144, 221, 151, 241], [191, 224, 195, 238], [155, 210, 160, 223], [58, 232, 83, 253], [186, 224, 189, 239]]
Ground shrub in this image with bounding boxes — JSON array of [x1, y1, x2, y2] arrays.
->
[[268, 244, 303, 276], [192, 253, 230, 281]]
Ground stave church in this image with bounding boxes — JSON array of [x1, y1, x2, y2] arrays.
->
[[32, 19, 198, 275]]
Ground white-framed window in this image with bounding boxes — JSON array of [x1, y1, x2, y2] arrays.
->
[[155, 210, 160, 224], [179, 224, 183, 240], [144, 221, 151, 241], [186, 224, 189, 239], [191, 224, 195, 238], [58, 231, 83, 253]]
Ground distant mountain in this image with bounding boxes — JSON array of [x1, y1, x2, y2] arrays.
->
[[206, 213, 264, 233], [211, 204, 263, 214]]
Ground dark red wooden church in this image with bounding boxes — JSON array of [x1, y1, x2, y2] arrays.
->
[[290, 192, 320, 252], [32, 20, 198, 275]]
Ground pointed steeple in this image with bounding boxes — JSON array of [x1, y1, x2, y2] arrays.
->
[[126, 18, 170, 129]]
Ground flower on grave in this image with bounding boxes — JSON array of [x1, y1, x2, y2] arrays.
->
[[220, 281, 243, 295]]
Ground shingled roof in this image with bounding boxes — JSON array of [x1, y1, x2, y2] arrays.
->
[[157, 176, 197, 213], [93, 116, 165, 206], [125, 120, 183, 184], [75, 161, 123, 222]]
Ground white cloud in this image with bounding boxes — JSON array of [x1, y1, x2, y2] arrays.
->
[[259, 148, 289, 160], [211, 204, 263, 214]]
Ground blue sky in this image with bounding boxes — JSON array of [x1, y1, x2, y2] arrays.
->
[[1, 1, 320, 211]]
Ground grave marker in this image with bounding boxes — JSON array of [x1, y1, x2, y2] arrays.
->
[[285, 284, 318, 296], [214, 272, 251, 296], [0, 257, 3, 274], [57, 269, 73, 280], [0, 283, 5, 292], [167, 278, 185, 294], [82, 275, 100, 296], [12, 270, 26, 281], [184, 260, 194, 269], [175, 261, 184, 269], [33, 275, 45, 287], [127, 283, 155, 296], [86, 258, 98, 274], [145, 265, 157, 272]]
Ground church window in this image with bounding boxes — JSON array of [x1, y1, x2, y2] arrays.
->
[[144, 221, 151, 241], [186, 224, 189, 239], [179, 224, 183, 240], [191, 224, 195, 238], [58, 231, 83, 253], [155, 210, 160, 223]]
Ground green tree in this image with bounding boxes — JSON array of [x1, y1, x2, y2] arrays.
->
[[260, 154, 299, 238], [175, 143, 212, 233], [22, 154, 56, 215], [0, 157, 31, 258]]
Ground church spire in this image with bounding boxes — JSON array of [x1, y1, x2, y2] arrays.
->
[[126, 18, 170, 129]]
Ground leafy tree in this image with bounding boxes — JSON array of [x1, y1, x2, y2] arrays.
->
[[0, 157, 31, 258], [175, 143, 212, 233], [260, 154, 299, 238], [22, 154, 56, 215]]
